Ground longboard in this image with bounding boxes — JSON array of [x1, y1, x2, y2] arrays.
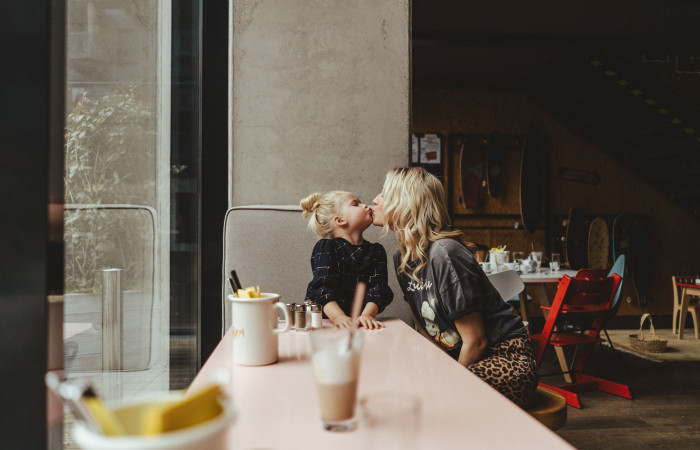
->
[[459, 136, 483, 209], [587, 216, 610, 269], [630, 218, 651, 307], [613, 215, 650, 307], [486, 131, 504, 198], [557, 167, 601, 185], [612, 214, 631, 263], [566, 207, 588, 270], [519, 123, 543, 233]]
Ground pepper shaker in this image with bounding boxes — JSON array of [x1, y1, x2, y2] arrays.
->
[[294, 304, 308, 331]]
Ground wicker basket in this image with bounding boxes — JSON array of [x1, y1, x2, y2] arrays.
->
[[629, 313, 668, 353]]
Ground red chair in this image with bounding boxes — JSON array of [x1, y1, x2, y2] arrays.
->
[[530, 274, 631, 408], [574, 268, 607, 280]]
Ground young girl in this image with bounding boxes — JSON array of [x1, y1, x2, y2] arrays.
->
[[301, 191, 393, 330]]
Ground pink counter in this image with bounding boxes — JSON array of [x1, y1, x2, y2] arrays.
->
[[189, 319, 572, 449]]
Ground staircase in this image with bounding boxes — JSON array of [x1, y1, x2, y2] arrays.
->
[[525, 52, 700, 216]]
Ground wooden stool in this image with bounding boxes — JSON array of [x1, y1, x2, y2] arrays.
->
[[527, 386, 567, 431]]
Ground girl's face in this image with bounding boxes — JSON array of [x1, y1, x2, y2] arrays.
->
[[339, 193, 374, 232], [371, 192, 385, 226]]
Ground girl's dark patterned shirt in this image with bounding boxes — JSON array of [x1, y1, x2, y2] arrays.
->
[[305, 238, 394, 316]]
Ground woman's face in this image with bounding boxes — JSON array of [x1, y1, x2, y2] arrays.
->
[[372, 192, 385, 226]]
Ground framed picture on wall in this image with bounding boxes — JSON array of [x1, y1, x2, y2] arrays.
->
[[411, 133, 443, 180]]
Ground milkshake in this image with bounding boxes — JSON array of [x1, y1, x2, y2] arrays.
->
[[309, 328, 364, 431]]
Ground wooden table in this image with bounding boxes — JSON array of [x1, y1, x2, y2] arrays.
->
[[677, 282, 700, 339], [190, 320, 572, 449]]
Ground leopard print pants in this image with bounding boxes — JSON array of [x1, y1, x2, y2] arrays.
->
[[467, 336, 539, 408]]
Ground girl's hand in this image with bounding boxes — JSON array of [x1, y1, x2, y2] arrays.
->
[[333, 315, 353, 328], [357, 315, 385, 330]]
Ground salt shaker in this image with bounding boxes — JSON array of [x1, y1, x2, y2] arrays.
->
[[303, 300, 313, 329], [309, 303, 322, 329], [294, 303, 308, 331]]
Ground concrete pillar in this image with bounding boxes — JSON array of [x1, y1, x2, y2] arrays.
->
[[230, 0, 411, 205]]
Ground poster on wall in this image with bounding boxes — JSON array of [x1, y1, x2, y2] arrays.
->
[[411, 134, 420, 163], [410, 133, 444, 180]]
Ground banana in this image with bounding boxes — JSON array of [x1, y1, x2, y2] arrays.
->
[[141, 384, 224, 435]]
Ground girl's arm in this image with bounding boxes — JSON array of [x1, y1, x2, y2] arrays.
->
[[453, 312, 488, 368], [323, 301, 353, 328], [364, 246, 394, 313]]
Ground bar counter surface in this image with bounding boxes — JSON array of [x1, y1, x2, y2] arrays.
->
[[189, 319, 572, 449]]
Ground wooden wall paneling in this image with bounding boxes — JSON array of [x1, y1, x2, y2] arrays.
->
[[413, 88, 700, 317]]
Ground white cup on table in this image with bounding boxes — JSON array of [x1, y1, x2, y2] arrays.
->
[[227, 293, 291, 366]]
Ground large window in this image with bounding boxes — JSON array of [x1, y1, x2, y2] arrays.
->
[[61, 0, 204, 445]]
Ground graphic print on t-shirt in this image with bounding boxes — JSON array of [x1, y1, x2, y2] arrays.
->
[[420, 297, 459, 350]]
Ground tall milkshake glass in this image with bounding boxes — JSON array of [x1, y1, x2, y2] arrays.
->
[[309, 328, 364, 431]]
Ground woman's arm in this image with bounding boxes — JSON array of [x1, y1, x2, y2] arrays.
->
[[410, 310, 447, 353], [454, 312, 488, 367]]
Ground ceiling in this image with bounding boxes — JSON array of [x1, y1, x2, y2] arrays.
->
[[412, 0, 700, 90], [411, 0, 700, 215]]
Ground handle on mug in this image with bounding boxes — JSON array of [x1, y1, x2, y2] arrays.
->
[[273, 301, 291, 333]]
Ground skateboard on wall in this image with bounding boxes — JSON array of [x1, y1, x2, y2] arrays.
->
[[519, 123, 543, 233], [587, 216, 610, 270], [459, 135, 484, 209], [566, 207, 588, 270], [630, 218, 651, 307], [613, 214, 650, 307], [612, 214, 631, 263], [485, 131, 505, 199], [557, 167, 601, 185]]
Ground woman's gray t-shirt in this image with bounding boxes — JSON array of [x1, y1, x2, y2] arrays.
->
[[394, 238, 526, 360]]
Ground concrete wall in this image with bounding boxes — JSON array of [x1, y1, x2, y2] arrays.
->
[[230, 0, 410, 206]]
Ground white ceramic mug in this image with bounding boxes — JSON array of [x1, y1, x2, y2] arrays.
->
[[227, 293, 291, 366]]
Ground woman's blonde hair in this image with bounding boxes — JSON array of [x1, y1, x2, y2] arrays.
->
[[381, 167, 462, 282], [300, 191, 348, 239]]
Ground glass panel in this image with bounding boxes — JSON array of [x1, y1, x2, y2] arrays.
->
[[62, 0, 201, 446]]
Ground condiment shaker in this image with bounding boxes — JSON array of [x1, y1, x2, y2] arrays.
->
[[286, 303, 296, 329], [294, 303, 308, 331], [309, 303, 322, 329]]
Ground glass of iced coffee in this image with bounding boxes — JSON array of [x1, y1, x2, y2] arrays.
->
[[309, 328, 364, 431]]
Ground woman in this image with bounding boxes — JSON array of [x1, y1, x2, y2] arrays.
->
[[372, 167, 538, 407]]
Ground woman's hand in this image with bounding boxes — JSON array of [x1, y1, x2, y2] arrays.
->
[[454, 312, 488, 368], [357, 315, 385, 330]]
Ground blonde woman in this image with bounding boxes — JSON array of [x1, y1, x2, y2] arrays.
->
[[372, 167, 538, 407], [301, 191, 393, 330]]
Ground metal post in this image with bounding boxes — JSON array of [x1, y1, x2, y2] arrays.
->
[[102, 268, 123, 370]]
